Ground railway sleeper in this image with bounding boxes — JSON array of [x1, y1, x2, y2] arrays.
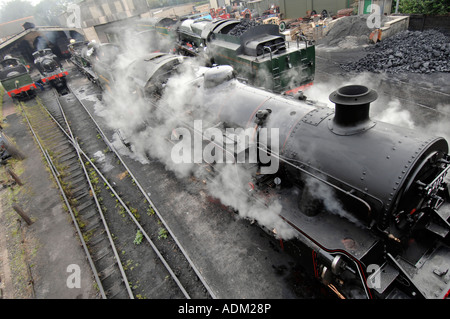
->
[[69, 186, 90, 199], [76, 199, 95, 212], [65, 166, 84, 176], [88, 230, 107, 246], [55, 148, 76, 158], [58, 151, 78, 162], [105, 283, 129, 299], [59, 160, 81, 171], [74, 191, 91, 203], [70, 183, 90, 195], [93, 246, 113, 262], [40, 133, 67, 145], [82, 216, 101, 232], [98, 263, 119, 280], [70, 175, 91, 187], [51, 140, 71, 152]]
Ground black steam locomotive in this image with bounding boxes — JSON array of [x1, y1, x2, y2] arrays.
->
[[32, 48, 68, 92], [72, 47, 450, 298], [176, 66, 450, 299]]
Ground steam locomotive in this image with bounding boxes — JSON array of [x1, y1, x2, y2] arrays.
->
[[71, 46, 450, 298], [68, 40, 121, 91], [167, 65, 450, 299], [0, 56, 36, 100], [32, 48, 68, 93], [136, 17, 315, 94]]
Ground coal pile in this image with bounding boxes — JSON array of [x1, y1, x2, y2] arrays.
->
[[340, 29, 450, 73], [228, 20, 262, 36]]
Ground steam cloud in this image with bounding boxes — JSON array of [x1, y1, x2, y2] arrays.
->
[[81, 22, 296, 240]]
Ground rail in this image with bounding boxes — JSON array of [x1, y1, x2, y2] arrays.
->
[[66, 83, 217, 299], [50, 91, 135, 298], [20, 105, 107, 299]]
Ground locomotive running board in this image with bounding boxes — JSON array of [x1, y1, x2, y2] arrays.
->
[[275, 185, 379, 260], [388, 244, 450, 299]]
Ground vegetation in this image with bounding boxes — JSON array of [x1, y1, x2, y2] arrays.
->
[[393, 0, 450, 15], [133, 230, 143, 245], [158, 227, 168, 240]]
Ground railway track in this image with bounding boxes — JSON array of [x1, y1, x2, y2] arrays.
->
[[20, 92, 133, 299], [20, 87, 215, 299]]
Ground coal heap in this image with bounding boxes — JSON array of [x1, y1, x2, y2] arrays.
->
[[228, 20, 262, 36], [341, 29, 450, 74]]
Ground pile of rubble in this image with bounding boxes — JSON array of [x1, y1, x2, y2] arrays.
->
[[340, 29, 450, 73], [319, 15, 389, 47]]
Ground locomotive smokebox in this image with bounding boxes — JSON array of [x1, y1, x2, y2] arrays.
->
[[329, 85, 378, 135]]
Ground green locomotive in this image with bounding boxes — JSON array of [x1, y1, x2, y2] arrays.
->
[[0, 56, 36, 100]]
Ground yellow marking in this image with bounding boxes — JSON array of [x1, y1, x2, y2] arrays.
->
[[99, 75, 110, 83], [117, 171, 129, 180]]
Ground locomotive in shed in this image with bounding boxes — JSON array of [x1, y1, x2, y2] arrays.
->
[[138, 17, 315, 94], [0, 56, 36, 100], [32, 48, 68, 93], [70, 44, 450, 298]]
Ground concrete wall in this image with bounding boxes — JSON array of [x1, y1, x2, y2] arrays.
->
[[77, 0, 150, 28], [380, 15, 408, 40], [58, 1, 206, 44], [82, 26, 100, 42]]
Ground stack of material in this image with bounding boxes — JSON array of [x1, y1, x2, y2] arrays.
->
[[298, 17, 332, 41], [319, 15, 389, 46], [340, 29, 450, 74], [281, 26, 302, 41]]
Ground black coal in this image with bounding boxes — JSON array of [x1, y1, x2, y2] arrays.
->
[[228, 20, 262, 37], [340, 29, 450, 74]]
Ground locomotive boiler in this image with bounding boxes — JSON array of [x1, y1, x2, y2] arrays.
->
[[180, 66, 450, 299]]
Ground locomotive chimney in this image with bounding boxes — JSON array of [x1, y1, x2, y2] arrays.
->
[[328, 85, 378, 135]]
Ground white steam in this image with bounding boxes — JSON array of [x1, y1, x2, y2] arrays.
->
[[86, 22, 297, 240], [304, 176, 365, 228]]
